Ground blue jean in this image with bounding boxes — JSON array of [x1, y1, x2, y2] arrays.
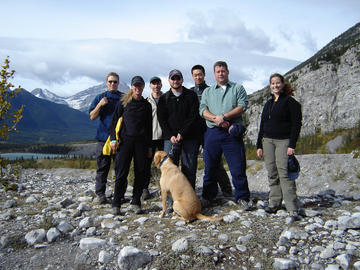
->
[[164, 139, 199, 189], [202, 127, 249, 202]]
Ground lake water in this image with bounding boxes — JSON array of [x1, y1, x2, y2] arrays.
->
[[0, 153, 67, 160]]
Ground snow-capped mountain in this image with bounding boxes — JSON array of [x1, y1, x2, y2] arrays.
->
[[32, 88, 68, 106], [31, 81, 129, 113]]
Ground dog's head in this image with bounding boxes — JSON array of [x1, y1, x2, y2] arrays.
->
[[154, 151, 168, 168]]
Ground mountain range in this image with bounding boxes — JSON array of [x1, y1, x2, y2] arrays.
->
[[6, 90, 97, 144], [32, 81, 129, 113], [5, 22, 360, 145]]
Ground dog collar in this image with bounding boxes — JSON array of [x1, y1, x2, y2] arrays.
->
[[159, 155, 168, 167]]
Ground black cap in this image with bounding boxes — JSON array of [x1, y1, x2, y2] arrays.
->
[[168, 69, 183, 79], [150, 76, 161, 83], [131, 76, 145, 85]]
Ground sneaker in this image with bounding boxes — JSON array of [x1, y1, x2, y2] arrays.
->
[[130, 204, 143, 214], [264, 205, 281, 214], [238, 199, 255, 211], [112, 206, 121, 215], [141, 188, 152, 200]]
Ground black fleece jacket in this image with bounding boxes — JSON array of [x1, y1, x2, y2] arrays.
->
[[110, 98, 152, 146], [256, 93, 302, 149], [157, 87, 201, 140]]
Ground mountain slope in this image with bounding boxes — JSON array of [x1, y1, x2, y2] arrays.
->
[[6, 89, 97, 144], [245, 22, 360, 144]]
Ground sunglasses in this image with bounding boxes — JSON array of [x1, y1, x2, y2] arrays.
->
[[170, 76, 182, 81], [108, 80, 118, 84]]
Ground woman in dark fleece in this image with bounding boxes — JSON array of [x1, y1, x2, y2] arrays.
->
[[110, 76, 152, 215], [256, 73, 302, 220]]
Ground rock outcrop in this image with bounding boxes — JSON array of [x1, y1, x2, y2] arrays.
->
[[245, 22, 360, 144]]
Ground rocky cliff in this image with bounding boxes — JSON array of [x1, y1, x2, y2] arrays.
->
[[245, 22, 360, 144]]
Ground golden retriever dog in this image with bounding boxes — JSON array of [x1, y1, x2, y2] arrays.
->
[[154, 151, 222, 222]]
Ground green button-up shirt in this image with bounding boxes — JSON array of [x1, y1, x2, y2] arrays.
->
[[199, 81, 248, 128]]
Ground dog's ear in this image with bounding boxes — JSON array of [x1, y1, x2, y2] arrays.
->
[[153, 151, 161, 168]]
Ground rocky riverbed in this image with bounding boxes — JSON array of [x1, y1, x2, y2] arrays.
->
[[0, 153, 360, 270]]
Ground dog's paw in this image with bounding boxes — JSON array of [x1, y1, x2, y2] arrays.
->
[[159, 211, 165, 218]]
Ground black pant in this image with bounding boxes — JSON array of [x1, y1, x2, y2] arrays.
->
[[113, 139, 147, 207], [143, 139, 164, 189], [95, 142, 116, 196]]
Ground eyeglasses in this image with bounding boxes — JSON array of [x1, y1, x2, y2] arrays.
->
[[170, 76, 182, 81], [108, 80, 118, 84]]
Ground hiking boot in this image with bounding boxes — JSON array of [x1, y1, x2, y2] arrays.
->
[[222, 191, 233, 198], [200, 198, 213, 208], [112, 206, 121, 215], [238, 199, 255, 211], [120, 197, 130, 204], [264, 205, 281, 214], [96, 194, 107, 204], [141, 188, 152, 200], [288, 210, 301, 221], [130, 204, 143, 214]]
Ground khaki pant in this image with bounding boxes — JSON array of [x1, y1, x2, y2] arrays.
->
[[263, 138, 298, 211]]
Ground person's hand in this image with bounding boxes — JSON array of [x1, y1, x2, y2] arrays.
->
[[214, 115, 225, 126], [257, 149, 263, 159], [99, 97, 108, 107], [110, 142, 118, 153], [170, 136, 177, 144], [221, 121, 230, 129], [176, 133, 183, 143], [287, 147, 295, 156]]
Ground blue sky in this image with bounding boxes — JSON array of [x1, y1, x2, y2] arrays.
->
[[1, 0, 359, 97]]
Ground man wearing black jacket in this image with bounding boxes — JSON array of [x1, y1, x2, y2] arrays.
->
[[157, 69, 201, 189], [190, 65, 233, 198]]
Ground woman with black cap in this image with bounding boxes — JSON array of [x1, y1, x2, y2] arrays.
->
[[110, 76, 152, 215], [256, 73, 302, 221]]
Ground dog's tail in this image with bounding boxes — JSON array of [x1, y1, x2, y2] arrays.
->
[[195, 213, 222, 222]]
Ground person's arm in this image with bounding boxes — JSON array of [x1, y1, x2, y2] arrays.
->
[[157, 94, 173, 139], [109, 103, 124, 151], [288, 97, 302, 154], [89, 97, 108, 120], [178, 91, 199, 138]]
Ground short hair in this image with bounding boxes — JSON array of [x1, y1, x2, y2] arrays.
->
[[213, 61, 228, 71], [191, 64, 205, 75], [106, 72, 119, 81]]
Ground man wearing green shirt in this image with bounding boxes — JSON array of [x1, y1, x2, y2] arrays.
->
[[200, 61, 253, 211]]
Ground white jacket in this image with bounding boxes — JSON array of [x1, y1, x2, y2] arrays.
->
[[147, 92, 163, 140]]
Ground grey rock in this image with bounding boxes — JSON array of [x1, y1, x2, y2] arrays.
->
[[117, 246, 151, 270], [98, 250, 112, 264], [273, 258, 297, 270], [60, 198, 75, 208], [325, 136, 343, 153], [354, 261, 360, 270], [46, 227, 60, 243], [77, 202, 90, 212], [172, 238, 189, 253], [3, 199, 16, 209], [25, 229, 46, 245], [79, 217, 93, 228], [320, 245, 337, 259], [79, 237, 106, 250], [57, 221, 74, 234], [0, 235, 10, 248], [335, 253, 351, 269], [196, 245, 213, 255]]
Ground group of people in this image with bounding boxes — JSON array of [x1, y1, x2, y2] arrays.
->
[[89, 61, 302, 219]]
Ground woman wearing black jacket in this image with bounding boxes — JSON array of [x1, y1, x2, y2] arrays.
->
[[110, 76, 152, 215], [256, 73, 302, 219]]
